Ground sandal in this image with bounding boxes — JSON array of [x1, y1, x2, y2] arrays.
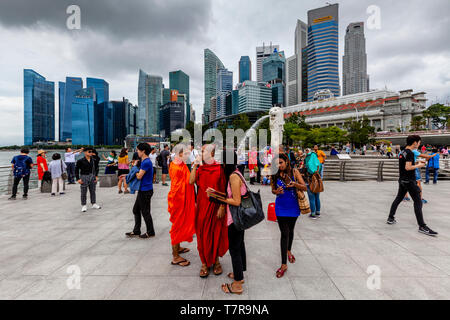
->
[[276, 267, 287, 278], [222, 283, 243, 295], [288, 253, 296, 264], [213, 263, 223, 276], [200, 266, 210, 278], [178, 247, 190, 254], [227, 273, 245, 284], [171, 258, 190, 267]]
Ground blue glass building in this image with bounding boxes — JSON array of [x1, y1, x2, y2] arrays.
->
[[307, 4, 340, 101], [239, 56, 252, 83], [169, 70, 190, 123], [86, 78, 109, 104], [23, 69, 55, 145], [204, 49, 224, 124], [216, 68, 233, 118], [71, 88, 96, 145], [59, 77, 83, 142], [262, 49, 286, 106], [237, 81, 272, 113], [138, 70, 163, 136]]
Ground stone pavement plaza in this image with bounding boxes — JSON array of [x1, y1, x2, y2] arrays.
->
[[1, 180, 450, 300]]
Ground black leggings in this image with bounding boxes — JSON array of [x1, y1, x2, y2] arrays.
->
[[389, 180, 425, 227], [228, 223, 246, 281], [277, 216, 298, 265]]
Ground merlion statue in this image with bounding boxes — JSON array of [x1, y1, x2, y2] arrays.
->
[[269, 107, 284, 149]]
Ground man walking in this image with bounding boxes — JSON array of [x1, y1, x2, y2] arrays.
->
[[160, 144, 170, 186], [65, 147, 83, 184], [75, 147, 101, 212], [9, 148, 34, 200], [387, 135, 438, 236], [126, 143, 155, 239], [425, 148, 440, 185], [314, 145, 326, 178]]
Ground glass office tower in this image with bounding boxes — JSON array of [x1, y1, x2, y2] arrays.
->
[[239, 56, 252, 83], [86, 77, 109, 104], [216, 68, 233, 118], [307, 3, 340, 101], [137, 69, 163, 136], [59, 77, 83, 142], [237, 81, 272, 113], [71, 88, 96, 145], [262, 49, 286, 106], [204, 49, 224, 124], [169, 70, 190, 123], [23, 69, 55, 145]]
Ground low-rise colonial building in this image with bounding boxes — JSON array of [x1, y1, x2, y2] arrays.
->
[[283, 89, 427, 132]]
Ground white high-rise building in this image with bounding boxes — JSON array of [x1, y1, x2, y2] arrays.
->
[[343, 22, 369, 95], [286, 20, 307, 106], [256, 43, 279, 82]]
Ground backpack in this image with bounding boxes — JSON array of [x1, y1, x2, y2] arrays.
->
[[156, 154, 163, 167], [13, 156, 30, 178]]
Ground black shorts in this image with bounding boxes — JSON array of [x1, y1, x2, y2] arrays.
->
[[162, 166, 169, 174], [118, 169, 130, 177]]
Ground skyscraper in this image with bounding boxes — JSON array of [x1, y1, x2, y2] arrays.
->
[[256, 43, 279, 82], [216, 68, 233, 118], [237, 81, 272, 113], [86, 78, 109, 104], [169, 70, 190, 123], [307, 4, 340, 101], [23, 69, 55, 145], [138, 69, 163, 135], [262, 49, 286, 106], [159, 101, 185, 139], [286, 19, 308, 106], [204, 49, 224, 124], [71, 87, 96, 145], [59, 77, 83, 142], [239, 56, 251, 83], [343, 22, 369, 95]]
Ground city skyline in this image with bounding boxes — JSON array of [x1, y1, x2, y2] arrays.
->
[[1, 0, 449, 145]]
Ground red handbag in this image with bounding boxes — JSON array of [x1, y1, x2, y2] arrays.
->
[[267, 202, 277, 222]]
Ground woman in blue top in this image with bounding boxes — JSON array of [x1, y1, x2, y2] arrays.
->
[[271, 153, 307, 278]]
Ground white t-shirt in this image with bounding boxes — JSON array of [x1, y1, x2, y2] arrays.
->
[[64, 152, 80, 163], [149, 153, 157, 166]]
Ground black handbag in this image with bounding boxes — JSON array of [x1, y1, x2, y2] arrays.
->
[[229, 173, 265, 231]]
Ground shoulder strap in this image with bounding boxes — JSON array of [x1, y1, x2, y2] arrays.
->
[[231, 171, 248, 193]]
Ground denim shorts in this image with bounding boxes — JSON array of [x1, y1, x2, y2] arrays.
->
[[415, 168, 421, 181]]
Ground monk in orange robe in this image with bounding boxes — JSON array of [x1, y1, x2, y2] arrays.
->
[[189, 144, 228, 278], [168, 144, 196, 267]]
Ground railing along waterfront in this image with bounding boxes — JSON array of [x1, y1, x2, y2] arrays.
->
[[1, 158, 450, 194]]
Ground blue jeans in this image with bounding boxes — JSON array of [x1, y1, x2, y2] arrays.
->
[[307, 186, 321, 214], [425, 168, 439, 184]]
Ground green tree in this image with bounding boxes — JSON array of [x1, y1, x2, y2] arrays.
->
[[232, 114, 251, 131], [344, 116, 375, 148], [410, 116, 426, 131], [422, 103, 450, 129]]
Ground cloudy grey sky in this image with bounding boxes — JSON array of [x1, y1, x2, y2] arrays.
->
[[0, 0, 449, 145]]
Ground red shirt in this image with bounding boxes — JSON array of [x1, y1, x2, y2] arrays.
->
[[37, 156, 48, 180]]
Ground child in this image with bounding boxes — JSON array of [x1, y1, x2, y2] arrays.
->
[[48, 153, 67, 196]]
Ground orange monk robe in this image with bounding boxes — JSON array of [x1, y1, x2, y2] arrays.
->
[[167, 161, 196, 246], [195, 162, 229, 267]]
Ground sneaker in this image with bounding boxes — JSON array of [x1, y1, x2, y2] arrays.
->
[[139, 232, 155, 239], [51, 193, 56, 196], [8, 196, 16, 200], [418, 225, 438, 236], [92, 203, 101, 209], [309, 213, 317, 220], [22, 195, 28, 200], [403, 197, 411, 201], [81, 205, 87, 212], [422, 199, 428, 204], [315, 212, 321, 218], [387, 218, 397, 225], [60, 192, 65, 195], [424, 182, 429, 185]]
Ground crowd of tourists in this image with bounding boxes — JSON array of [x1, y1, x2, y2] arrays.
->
[[7, 133, 444, 295]]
